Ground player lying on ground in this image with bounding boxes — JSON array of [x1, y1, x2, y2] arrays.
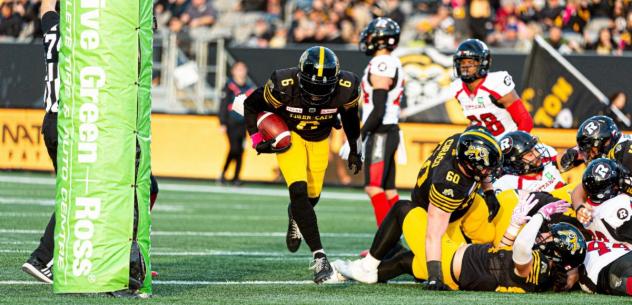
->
[[334, 198, 586, 293]]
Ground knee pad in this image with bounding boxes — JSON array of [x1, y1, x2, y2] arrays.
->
[[289, 181, 308, 203]]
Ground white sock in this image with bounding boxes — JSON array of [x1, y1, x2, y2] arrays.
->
[[362, 253, 381, 270], [312, 249, 325, 258]]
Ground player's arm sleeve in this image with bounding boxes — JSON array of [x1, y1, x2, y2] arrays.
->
[[340, 90, 361, 153], [41, 11, 59, 34], [360, 89, 387, 137], [428, 182, 466, 213], [506, 99, 533, 132], [513, 213, 544, 266], [244, 87, 272, 136]]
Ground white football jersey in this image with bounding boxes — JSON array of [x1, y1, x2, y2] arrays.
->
[[581, 240, 631, 292], [586, 193, 632, 243], [494, 144, 565, 192], [361, 54, 404, 126], [451, 71, 517, 138]]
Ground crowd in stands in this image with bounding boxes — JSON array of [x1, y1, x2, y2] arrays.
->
[[1, 0, 632, 54]]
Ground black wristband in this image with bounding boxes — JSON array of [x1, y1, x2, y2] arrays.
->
[[426, 260, 443, 281], [575, 204, 586, 213]]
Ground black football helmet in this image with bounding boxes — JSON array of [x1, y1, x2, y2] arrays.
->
[[359, 17, 401, 56], [576, 115, 621, 162], [456, 128, 503, 181], [453, 39, 491, 83], [537, 222, 587, 271], [582, 158, 622, 204], [499, 131, 545, 175], [297, 46, 340, 105]]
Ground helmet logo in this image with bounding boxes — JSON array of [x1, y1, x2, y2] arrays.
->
[[499, 137, 513, 153], [556, 230, 580, 254], [583, 121, 599, 136], [593, 164, 611, 180], [464, 145, 490, 166]]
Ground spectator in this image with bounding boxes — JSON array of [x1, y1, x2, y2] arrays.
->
[[587, 27, 618, 54], [619, 11, 632, 51], [181, 0, 216, 29], [219, 61, 254, 186], [468, 0, 492, 41], [170, 0, 191, 19], [546, 25, 581, 53], [560, 0, 590, 34], [0, 2, 22, 38], [516, 0, 541, 24], [541, 0, 564, 28], [606, 91, 631, 129], [269, 25, 287, 48]]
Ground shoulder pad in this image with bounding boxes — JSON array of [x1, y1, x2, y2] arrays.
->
[[335, 70, 361, 108], [485, 71, 515, 98]]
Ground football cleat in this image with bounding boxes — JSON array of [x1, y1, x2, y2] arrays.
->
[[332, 258, 377, 284], [22, 256, 53, 284], [286, 205, 302, 252], [310, 254, 335, 284]]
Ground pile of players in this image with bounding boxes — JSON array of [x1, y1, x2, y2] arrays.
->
[[243, 17, 632, 296]]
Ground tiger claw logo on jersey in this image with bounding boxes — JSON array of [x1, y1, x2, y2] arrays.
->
[[464, 145, 490, 166]]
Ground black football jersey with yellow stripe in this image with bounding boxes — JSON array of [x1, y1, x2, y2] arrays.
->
[[458, 244, 552, 292], [244, 67, 360, 142], [411, 133, 480, 222]]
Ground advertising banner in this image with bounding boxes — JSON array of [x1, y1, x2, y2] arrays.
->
[[521, 36, 630, 129], [54, 0, 152, 293]]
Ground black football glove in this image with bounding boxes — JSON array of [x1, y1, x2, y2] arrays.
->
[[421, 278, 451, 291], [560, 148, 583, 172], [348, 151, 363, 175], [255, 139, 291, 154]]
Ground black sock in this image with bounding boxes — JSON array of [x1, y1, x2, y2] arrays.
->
[[31, 213, 55, 263], [369, 200, 412, 259], [378, 250, 415, 282], [233, 153, 243, 181], [308, 196, 320, 208], [289, 182, 322, 252]]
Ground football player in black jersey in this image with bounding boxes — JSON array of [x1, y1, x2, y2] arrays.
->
[[244, 46, 362, 283], [333, 128, 504, 289], [335, 196, 586, 293]]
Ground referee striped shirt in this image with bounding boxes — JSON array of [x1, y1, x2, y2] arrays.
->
[[42, 11, 60, 113]]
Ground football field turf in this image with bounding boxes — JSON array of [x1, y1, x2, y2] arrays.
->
[[0, 172, 630, 304]]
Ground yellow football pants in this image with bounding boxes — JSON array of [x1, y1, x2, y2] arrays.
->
[[402, 207, 462, 290], [276, 132, 330, 198]]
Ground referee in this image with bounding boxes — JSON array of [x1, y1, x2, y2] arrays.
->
[[21, 0, 59, 283]]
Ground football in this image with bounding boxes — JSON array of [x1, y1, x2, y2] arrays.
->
[[257, 112, 291, 151]]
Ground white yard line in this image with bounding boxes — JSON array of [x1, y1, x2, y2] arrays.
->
[[0, 229, 373, 238], [0, 175, 367, 201], [0, 248, 360, 257]]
